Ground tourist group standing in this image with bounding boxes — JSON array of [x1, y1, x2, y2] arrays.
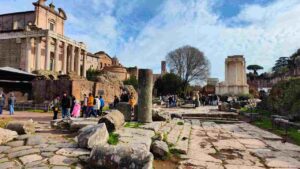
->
[[50, 92, 106, 120]]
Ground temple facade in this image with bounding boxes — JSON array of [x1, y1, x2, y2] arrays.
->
[[0, 0, 87, 77]]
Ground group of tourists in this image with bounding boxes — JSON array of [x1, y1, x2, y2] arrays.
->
[[50, 92, 105, 120], [114, 90, 136, 111], [0, 92, 16, 115]]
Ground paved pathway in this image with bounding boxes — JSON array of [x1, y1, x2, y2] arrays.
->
[[179, 120, 300, 169], [0, 110, 54, 122]]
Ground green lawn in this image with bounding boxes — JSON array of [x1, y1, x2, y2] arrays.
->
[[253, 117, 300, 146]]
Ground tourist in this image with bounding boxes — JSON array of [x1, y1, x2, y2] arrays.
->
[[99, 95, 105, 116], [0, 92, 5, 115], [168, 96, 173, 108], [82, 94, 88, 117], [71, 100, 81, 118], [113, 95, 119, 108], [51, 95, 60, 120], [129, 93, 136, 112], [61, 92, 72, 118], [8, 93, 16, 115], [70, 95, 76, 114], [87, 93, 96, 117], [120, 91, 129, 102], [93, 96, 100, 117]]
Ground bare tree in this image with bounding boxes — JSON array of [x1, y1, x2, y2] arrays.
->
[[166, 45, 210, 86]]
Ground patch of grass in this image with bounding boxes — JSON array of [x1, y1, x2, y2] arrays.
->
[[103, 106, 110, 111], [0, 117, 13, 128], [124, 122, 143, 128], [253, 117, 300, 146], [163, 133, 168, 143], [26, 109, 47, 113], [169, 148, 183, 157], [108, 133, 119, 145], [177, 121, 184, 125]]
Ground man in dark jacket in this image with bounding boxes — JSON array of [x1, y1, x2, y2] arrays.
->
[[0, 92, 5, 115], [61, 92, 72, 118]]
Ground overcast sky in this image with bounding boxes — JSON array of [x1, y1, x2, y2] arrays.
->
[[1, 0, 300, 81]]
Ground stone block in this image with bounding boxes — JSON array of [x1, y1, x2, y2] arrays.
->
[[98, 110, 125, 132], [0, 128, 18, 145], [77, 123, 109, 149]]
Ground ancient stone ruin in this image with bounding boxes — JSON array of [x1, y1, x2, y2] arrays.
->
[[216, 55, 249, 95]]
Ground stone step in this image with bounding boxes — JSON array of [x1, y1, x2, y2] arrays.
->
[[173, 122, 191, 154], [182, 112, 238, 119]]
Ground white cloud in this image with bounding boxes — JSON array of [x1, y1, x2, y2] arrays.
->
[[117, 0, 300, 82]]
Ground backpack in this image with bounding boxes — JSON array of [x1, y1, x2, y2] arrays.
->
[[94, 98, 97, 105]]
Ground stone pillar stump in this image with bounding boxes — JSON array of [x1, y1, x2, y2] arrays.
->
[[138, 69, 153, 123]]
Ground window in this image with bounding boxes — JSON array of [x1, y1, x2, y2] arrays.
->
[[49, 22, 55, 31]]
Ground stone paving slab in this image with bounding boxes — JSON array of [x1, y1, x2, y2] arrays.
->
[[174, 123, 191, 154], [140, 122, 165, 132], [167, 124, 183, 145], [180, 119, 300, 169]]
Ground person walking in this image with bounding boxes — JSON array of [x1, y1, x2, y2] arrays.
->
[[113, 95, 119, 108], [92, 96, 100, 117], [0, 92, 5, 115], [61, 92, 72, 119], [82, 94, 88, 117], [87, 93, 95, 117], [8, 93, 16, 115], [51, 95, 60, 120], [70, 95, 76, 115], [128, 93, 136, 112], [71, 100, 81, 118], [99, 96, 105, 116]]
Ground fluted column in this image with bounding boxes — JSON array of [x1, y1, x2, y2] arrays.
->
[[35, 37, 41, 70], [54, 39, 60, 72], [45, 36, 51, 70], [76, 48, 81, 75], [63, 42, 68, 74], [83, 51, 87, 77]]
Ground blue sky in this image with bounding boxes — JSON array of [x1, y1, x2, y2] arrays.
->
[[1, 0, 300, 82]]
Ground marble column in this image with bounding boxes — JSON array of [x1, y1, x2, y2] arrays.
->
[[54, 39, 60, 72], [83, 51, 87, 77], [25, 37, 33, 72], [76, 48, 81, 75], [35, 37, 41, 70], [70, 45, 75, 72], [138, 69, 153, 123], [45, 36, 51, 70], [63, 42, 68, 74]]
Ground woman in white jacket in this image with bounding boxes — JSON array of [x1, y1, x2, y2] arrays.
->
[[93, 96, 100, 116]]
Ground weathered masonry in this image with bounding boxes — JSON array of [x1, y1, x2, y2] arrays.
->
[[0, 0, 87, 77]]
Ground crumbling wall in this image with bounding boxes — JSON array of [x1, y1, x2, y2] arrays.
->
[[32, 79, 72, 103], [71, 80, 94, 101]]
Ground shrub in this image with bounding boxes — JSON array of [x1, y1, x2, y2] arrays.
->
[[268, 78, 300, 116]]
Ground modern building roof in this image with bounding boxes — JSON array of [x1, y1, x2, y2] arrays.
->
[[0, 67, 36, 81]]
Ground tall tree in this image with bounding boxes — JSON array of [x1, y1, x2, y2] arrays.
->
[[247, 65, 263, 75], [166, 45, 210, 87], [154, 73, 184, 96], [272, 57, 290, 73]]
